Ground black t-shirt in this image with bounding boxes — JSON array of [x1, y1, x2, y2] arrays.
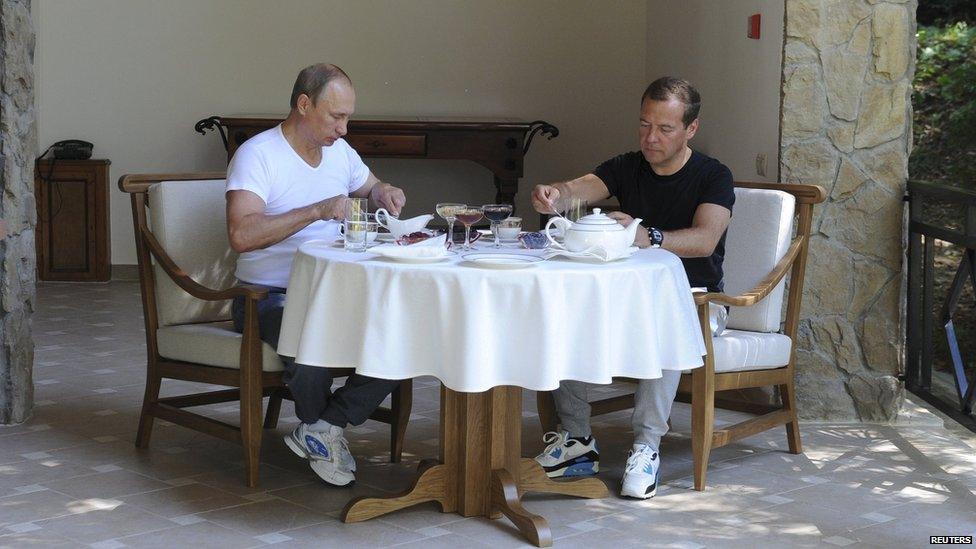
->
[[594, 150, 734, 292]]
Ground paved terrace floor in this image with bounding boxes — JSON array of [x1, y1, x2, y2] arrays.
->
[[1, 281, 974, 548]]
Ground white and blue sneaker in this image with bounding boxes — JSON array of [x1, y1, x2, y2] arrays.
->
[[533, 431, 600, 478], [284, 423, 355, 487], [620, 444, 660, 499]]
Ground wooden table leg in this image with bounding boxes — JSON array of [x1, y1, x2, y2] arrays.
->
[[342, 461, 450, 523], [518, 458, 610, 499], [342, 385, 608, 548], [491, 468, 552, 546]]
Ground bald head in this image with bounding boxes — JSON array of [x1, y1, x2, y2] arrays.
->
[[289, 63, 352, 109]]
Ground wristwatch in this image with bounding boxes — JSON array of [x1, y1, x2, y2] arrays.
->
[[645, 225, 664, 248]]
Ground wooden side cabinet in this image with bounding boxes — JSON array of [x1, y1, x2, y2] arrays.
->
[[34, 159, 111, 281]]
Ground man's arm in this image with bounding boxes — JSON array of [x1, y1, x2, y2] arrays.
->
[[608, 203, 731, 256], [531, 174, 612, 214], [351, 171, 406, 216], [226, 190, 348, 253]]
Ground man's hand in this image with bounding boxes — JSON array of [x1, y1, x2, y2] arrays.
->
[[370, 183, 406, 216], [607, 211, 651, 248], [532, 184, 561, 214], [314, 195, 351, 221]]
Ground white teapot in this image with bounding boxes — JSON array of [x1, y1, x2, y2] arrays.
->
[[544, 208, 643, 253], [374, 208, 434, 238]]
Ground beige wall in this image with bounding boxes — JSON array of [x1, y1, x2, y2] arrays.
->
[[645, 0, 784, 182], [35, 0, 647, 264]]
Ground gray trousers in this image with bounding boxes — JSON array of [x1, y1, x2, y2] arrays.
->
[[231, 285, 399, 428], [553, 303, 728, 451]]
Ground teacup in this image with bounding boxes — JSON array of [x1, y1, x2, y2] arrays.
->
[[496, 217, 521, 240]]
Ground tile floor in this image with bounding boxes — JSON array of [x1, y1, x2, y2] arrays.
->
[[1, 281, 975, 548]]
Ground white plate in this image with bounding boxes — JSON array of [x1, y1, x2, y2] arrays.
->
[[379, 255, 451, 264], [376, 233, 396, 242], [331, 239, 380, 249], [461, 252, 544, 269], [550, 246, 639, 263], [371, 247, 454, 263]]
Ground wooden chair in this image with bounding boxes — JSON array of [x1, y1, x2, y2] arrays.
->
[[120, 172, 413, 487], [537, 181, 826, 490]]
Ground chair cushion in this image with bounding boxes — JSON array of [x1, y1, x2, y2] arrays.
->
[[712, 329, 792, 373], [157, 321, 284, 372], [149, 180, 238, 327], [723, 188, 795, 333]]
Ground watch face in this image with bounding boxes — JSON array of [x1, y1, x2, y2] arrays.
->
[[649, 228, 664, 247]]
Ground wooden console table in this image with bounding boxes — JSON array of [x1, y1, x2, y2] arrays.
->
[[34, 159, 111, 282], [195, 115, 558, 208]]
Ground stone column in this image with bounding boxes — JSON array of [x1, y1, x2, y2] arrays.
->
[[781, 0, 916, 420], [0, 0, 36, 424]]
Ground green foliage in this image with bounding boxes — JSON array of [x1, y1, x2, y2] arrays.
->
[[910, 22, 976, 187]]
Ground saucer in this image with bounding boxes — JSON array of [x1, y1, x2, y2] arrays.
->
[[461, 252, 544, 269]]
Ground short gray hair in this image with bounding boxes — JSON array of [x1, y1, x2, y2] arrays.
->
[[289, 63, 351, 109], [641, 76, 701, 127]]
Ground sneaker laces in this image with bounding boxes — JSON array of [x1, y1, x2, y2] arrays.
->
[[625, 445, 657, 474], [541, 431, 568, 454], [337, 433, 352, 461]]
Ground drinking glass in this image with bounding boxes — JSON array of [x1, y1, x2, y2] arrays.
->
[[481, 204, 513, 248], [435, 202, 466, 246], [342, 219, 369, 252], [562, 197, 588, 222], [345, 197, 368, 222], [454, 208, 484, 251]]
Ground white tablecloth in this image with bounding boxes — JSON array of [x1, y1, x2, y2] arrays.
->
[[278, 241, 706, 392]]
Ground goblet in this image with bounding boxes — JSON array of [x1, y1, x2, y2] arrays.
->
[[454, 208, 484, 251], [482, 204, 514, 248]]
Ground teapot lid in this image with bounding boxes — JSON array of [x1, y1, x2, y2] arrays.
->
[[571, 208, 624, 232]]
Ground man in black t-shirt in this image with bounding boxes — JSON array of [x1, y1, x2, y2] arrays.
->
[[531, 77, 734, 499]]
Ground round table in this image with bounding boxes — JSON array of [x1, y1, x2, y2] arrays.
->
[[277, 240, 706, 546]]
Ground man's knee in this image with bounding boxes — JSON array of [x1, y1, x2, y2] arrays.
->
[[284, 362, 334, 389]]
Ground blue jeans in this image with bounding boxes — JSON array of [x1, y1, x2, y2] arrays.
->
[[231, 285, 399, 427]]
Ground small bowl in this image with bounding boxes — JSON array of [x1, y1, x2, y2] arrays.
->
[[518, 231, 550, 250]]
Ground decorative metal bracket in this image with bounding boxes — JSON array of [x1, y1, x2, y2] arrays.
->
[[941, 248, 976, 414], [194, 116, 229, 152], [523, 121, 559, 154]]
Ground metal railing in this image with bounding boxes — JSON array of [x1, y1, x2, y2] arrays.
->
[[906, 179, 976, 431]]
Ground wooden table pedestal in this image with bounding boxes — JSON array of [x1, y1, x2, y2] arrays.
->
[[342, 386, 609, 547]]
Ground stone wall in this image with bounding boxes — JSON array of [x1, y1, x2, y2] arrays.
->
[[781, 0, 915, 420], [0, 0, 36, 425]]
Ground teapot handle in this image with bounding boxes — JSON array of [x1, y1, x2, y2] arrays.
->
[[544, 216, 570, 249], [374, 208, 392, 229]]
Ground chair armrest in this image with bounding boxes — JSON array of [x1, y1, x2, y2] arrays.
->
[[142, 227, 267, 302], [693, 235, 805, 307]]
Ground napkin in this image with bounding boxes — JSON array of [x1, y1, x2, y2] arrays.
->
[[370, 234, 450, 260], [544, 245, 638, 262]]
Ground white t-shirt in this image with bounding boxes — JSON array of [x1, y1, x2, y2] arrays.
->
[[226, 125, 369, 288]]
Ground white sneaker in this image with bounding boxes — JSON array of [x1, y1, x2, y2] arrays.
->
[[620, 444, 660, 499], [284, 423, 355, 486], [533, 431, 600, 478]]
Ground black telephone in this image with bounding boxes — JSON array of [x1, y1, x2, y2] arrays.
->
[[37, 140, 95, 221], [50, 139, 93, 160]]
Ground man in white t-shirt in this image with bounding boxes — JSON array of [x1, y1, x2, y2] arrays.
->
[[225, 64, 407, 487]]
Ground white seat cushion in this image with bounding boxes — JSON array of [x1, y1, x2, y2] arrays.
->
[[157, 321, 284, 372], [712, 329, 792, 373], [149, 180, 238, 327], [724, 188, 795, 333]]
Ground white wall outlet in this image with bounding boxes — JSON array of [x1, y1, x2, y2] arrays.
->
[[756, 153, 768, 177]]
